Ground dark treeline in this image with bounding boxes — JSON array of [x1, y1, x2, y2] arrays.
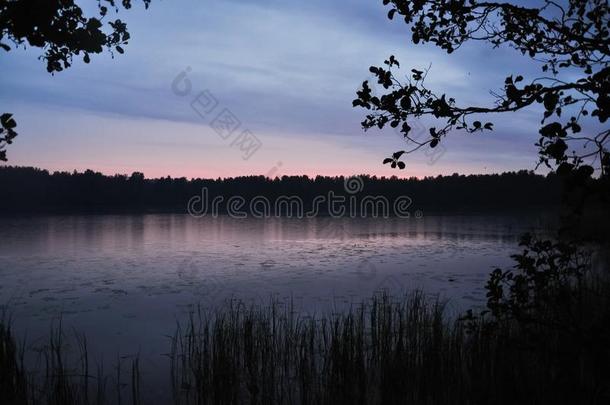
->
[[0, 166, 563, 214]]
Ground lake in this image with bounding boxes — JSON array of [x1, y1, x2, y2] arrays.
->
[[0, 213, 552, 400]]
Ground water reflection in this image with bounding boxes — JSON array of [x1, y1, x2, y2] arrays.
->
[[0, 213, 551, 398]]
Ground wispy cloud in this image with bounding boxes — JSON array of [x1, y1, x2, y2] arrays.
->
[[1, 0, 546, 177]]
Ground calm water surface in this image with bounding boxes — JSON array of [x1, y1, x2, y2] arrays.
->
[[0, 214, 551, 399]]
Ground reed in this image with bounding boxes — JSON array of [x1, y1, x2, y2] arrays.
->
[[169, 288, 610, 405], [2, 282, 609, 404], [0, 317, 141, 405], [1, 315, 27, 405]]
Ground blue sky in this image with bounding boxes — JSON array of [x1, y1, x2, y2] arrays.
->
[[0, 0, 549, 178]]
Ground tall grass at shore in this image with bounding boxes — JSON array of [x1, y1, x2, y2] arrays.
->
[[2, 243, 609, 404], [1, 318, 27, 404], [0, 318, 141, 405], [169, 286, 609, 405]]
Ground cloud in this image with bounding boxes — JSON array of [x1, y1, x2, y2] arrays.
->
[[0, 0, 545, 176]]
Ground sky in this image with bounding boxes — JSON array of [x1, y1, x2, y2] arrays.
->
[[0, 0, 550, 179]]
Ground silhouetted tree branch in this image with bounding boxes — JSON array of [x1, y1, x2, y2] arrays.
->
[[354, 0, 610, 181], [0, 0, 151, 161]]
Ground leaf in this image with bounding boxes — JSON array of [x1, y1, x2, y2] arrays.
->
[[116, 46, 124, 54], [543, 92, 558, 112], [539, 122, 566, 138], [397, 161, 406, 169], [473, 121, 481, 129], [430, 139, 439, 148], [83, 53, 90, 63], [389, 55, 399, 67], [545, 139, 567, 160], [1, 113, 16, 129], [392, 150, 405, 159], [383, 158, 393, 164], [571, 122, 581, 133], [388, 9, 397, 20], [411, 69, 423, 80]]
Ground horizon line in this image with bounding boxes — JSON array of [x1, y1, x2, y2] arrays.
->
[[1, 164, 546, 182]]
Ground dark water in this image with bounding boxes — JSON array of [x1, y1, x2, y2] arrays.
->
[[0, 214, 551, 399]]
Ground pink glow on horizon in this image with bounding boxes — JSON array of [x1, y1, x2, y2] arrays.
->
[[6, 104, 529, 180]]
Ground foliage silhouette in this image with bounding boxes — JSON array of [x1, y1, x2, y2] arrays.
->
[[0, 165, 565, 214], [353, 0, 610, 183], [0, 0, 152, 161], [0, 113, 17, 162], [354, 5, 610, 401]]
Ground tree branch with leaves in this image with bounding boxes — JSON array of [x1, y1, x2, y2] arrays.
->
[[353, 0, 610, 180], [0, 0, 151, 161]]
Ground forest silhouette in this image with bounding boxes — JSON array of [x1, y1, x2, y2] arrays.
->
[[0, 166, 564, 214]]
